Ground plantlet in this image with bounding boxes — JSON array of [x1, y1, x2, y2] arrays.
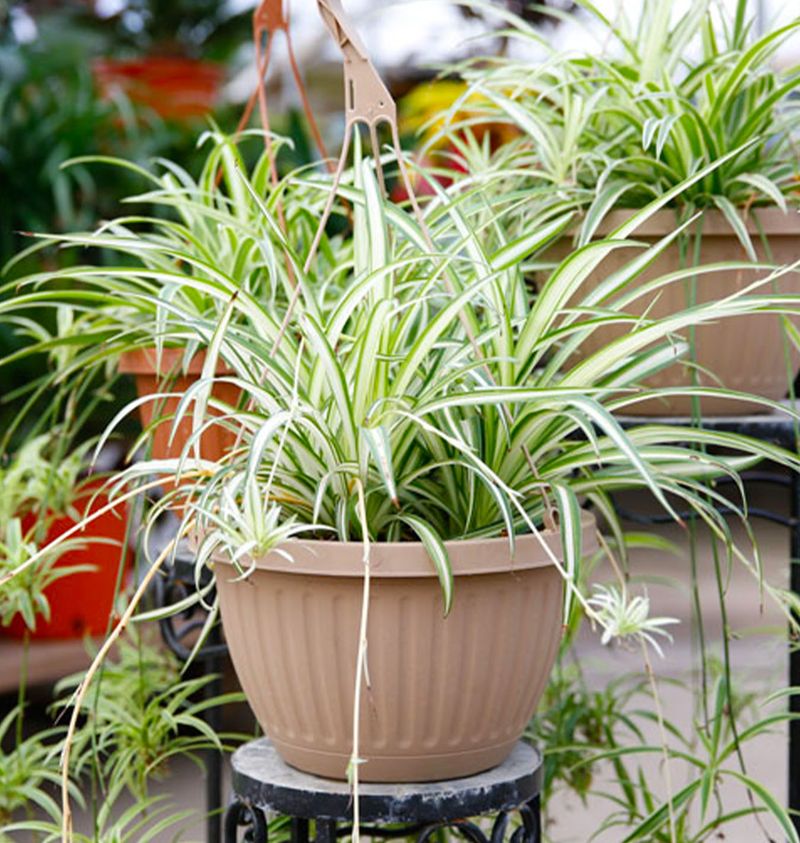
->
[[0, 436, 85, 526], [0, 706, 75, 832], [0, 518, 90, 631], [2, 789, 192, 843]]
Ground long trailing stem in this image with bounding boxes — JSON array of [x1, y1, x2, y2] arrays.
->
[[15, 630, 29, 751], [59, 531, 183, 842], [708, 533, 772, 840], [350, 480, 372, 843], [641, 639, 676, 842]]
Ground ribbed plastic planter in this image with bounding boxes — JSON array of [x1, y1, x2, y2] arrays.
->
[[215, 512, 596, 782], [564, 208, 800, 416]]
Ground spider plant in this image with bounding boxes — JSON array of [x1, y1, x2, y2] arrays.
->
[[0, 517, 94, 632], [102, 139, 800, 632], [2, 789, 192, 843], [0, 436, 105, 631], [531, 658, 796, 841], [112, 142, 800, 837], [0, 435, 86, 527], [0, 706, 79, 832], [448, 0, 800, 249]]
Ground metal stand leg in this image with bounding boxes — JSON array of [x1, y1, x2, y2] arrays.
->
[[291, 818, 310, 843], [224, 799, 268, 843], [790, 471, 800, 833], [314, 820, 337, 843], [527, 794, 542, 843]]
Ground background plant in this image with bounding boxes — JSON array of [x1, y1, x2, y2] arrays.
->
[[0, 706, 75, 836], [53, 632, 245, 805], [444, 0, 800, 249]]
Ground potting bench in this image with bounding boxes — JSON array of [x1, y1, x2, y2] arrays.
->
[[224, 738, 542, 843]]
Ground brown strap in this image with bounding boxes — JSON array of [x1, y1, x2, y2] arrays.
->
[[317, 0, 397, 131]]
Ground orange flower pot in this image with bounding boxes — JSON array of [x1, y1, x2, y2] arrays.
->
[[118, 347, 241, 466], [93, 56, 223, 121]]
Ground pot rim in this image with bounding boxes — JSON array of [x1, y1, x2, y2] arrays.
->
[[118, 346, 232, 376], [211, 510, 596, 578], [589, 206, 800, 238]]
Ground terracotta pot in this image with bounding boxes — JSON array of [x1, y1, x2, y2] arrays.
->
[[215, 512, 596, 782], [93, 57, 223, 121], [4, 481, 132, 640], [556, 208, 800, 416], [118, 348, 241, 464]]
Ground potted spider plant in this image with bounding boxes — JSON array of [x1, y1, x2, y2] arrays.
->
[[452, 0, 800, 416], [5, 136, 800, 843], [0, 436, 132, 639], [104, 138, 799, 787], [3, 22, 800, 843]]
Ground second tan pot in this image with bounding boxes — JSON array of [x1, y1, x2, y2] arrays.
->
[[557, 208, 800, 416], [215, 512, 596, 782], [119, 347, 241, 463]]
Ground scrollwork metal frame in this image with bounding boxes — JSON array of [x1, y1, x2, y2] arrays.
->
[[223, 797, 542, 843]]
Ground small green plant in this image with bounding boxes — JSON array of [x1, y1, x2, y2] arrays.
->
[[2, 789, 191, 843], [0, 517, 90, 631], [529, 657, 794, 841], [0, 706, 75, 833], [53, 632, 245, 804], [0, 435, 85, 526], [528, 661, 645, 805], [0, 436, 100, 631]]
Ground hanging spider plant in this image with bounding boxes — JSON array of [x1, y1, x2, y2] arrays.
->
[[72, 132, 798, 806], [451, 0, 800, 228]]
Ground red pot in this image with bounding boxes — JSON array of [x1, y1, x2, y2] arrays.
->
[[93, 56, 223, 121], [5, 482, 133, 640]]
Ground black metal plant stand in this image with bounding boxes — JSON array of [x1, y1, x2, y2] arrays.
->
[[616, 409, 800, 833], [224, 738, 542, 843]]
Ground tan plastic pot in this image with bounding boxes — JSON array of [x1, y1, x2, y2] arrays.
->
[[118, 348, 241, 463], [558, 208, 800, 416], [215, 512, 596, 782]]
